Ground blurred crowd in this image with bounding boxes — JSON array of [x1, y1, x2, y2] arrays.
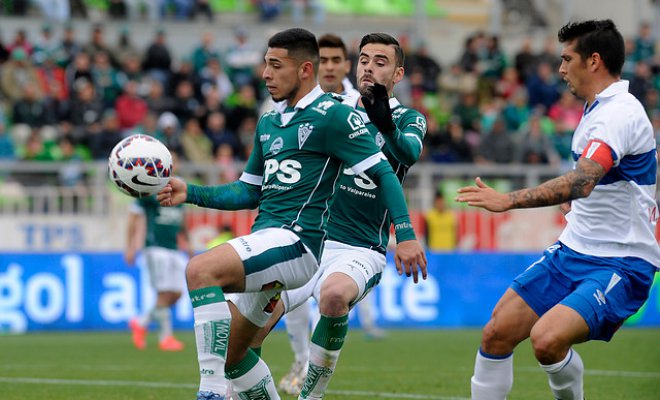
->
[[0, 16, 659, 185], [404, 22, 660, 168]]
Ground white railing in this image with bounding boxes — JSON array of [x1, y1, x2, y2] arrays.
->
[[2, 160, 658, 214]]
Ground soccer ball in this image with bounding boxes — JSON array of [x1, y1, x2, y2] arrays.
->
[[108, 134, 172, 198]]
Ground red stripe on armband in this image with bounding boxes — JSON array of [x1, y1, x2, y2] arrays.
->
[[581, 139, 613, 171]]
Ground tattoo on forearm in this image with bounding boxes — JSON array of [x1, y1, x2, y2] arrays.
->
[[508, 159, 605, 209]]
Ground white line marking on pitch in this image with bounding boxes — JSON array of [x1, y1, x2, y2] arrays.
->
[[0, 377, 469, 399]]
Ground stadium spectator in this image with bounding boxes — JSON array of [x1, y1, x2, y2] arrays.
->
[[502, 88, 530, 131], [459, 19, 659, 400], [156, 111, 184, 155], [427, 116, 473, 163], [191, 31, 221, 74], [32, 24, 59, 66], [12, 82, 53, 129], [291, 0, 325, 24], [7, 29, 33, 56], [513, 37, 536, 83], [36, 53, 69, 102], [90, 110, 123, 159], [159, 0, 194, 20], [171, 79, 202, 124], [2, 48, 43, 105], [224, 26, 261, 89], [198, 58, 234, 103], [517, 114, 560, 165], [180, 117, 213, 163], [214, 143, 239, 184], [145, 79, 175, 115], [475, 116, 515, 164], [124, 0, 160, 21], [191, 0, 214, 22], [205, 110, 238, 155], [54, 23, 81, 68], [83, 24, 119, 68], [629, 61, 653, 107], [113, 27, 141, 66], [92, 51, 126, 109], [255, 0, 281, 21], [142, 28, 173, 88], [424, 189, 457, 251], [633, 21, 655, 63], [66, 79, 104, 142], [115, 80, 148, 131], [66, 52, 94, 98], [526, 61, 561, 111]]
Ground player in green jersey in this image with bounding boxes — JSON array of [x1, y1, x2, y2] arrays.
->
[[156, 28, 426, 400], [248, 32, 428, 399], [125, 192, 190, 352]]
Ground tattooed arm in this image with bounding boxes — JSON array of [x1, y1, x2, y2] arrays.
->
[[455, 158, 607, 212]]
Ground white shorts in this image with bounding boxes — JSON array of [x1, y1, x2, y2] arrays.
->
[[142, 246, 187, 292], [226, 228, 319, 327], [282, 240, 386, 313]]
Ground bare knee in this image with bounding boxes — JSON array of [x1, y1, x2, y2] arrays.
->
[[318, 285, 350, 317], [481, 319, 515, 355], [185, 255, 209, 290], [530, 326, 570, 364]]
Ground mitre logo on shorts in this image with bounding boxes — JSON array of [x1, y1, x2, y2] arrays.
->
[[298, 123, 314, 149], [239, 237, 252, 252]]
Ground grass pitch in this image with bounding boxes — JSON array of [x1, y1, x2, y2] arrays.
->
[[0, 328, 658, 399]]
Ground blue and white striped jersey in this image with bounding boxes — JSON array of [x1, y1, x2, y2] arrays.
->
[[559, 80, 660, 267]]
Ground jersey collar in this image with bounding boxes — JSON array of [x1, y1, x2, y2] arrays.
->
[[272, 85, 325, 114], [595, 80, 629, 100]]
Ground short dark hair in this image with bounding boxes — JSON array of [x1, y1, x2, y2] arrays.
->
[[359, 33, 404, 68], [557, 19, 624, 76], [318, 33, 347, 58], [268, 28, 319, 68]]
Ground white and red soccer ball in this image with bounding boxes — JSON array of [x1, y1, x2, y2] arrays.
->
[[108, 134, 172, 198]]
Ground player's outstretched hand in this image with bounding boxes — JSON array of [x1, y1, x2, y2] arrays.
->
[[157, 177, 187, 207], [455, 177, 512, 212], [361, 83, 396, 135], [394, 240, 427, 284]]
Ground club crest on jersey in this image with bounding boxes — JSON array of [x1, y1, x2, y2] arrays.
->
[[269, 137, 284, 154], [298, 123, 314, 149], [375, 133, 385, 148]]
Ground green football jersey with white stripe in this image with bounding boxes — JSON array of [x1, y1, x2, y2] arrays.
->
[[240, 86, 386, 259], [136, 196, 185, 250], [327, 97, 426, 253]]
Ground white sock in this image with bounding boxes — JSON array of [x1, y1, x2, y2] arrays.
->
[[471, 348, 513, 400], [540, 348, 584, 400], [299, 342, 341, 400], [285, 300, 311, 365], [138, 308, 153, 327], [191, 288, 231, 395], [229, 352, 280, 399], [153, 306, 172, 341], [357, 295, 376, 331]]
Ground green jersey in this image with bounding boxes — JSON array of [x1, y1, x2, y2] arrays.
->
[[327, 97, 426, 253], [132, 196, 185, 250], [241, 86, 388, 259]]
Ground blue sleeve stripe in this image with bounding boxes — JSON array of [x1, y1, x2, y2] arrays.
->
[[598, 149, 657, 186]]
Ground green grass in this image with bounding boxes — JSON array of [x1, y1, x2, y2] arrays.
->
[[0, 329, 658, 399]]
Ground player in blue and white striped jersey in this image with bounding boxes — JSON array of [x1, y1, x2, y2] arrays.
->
[[457, 19, 659, 400]]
